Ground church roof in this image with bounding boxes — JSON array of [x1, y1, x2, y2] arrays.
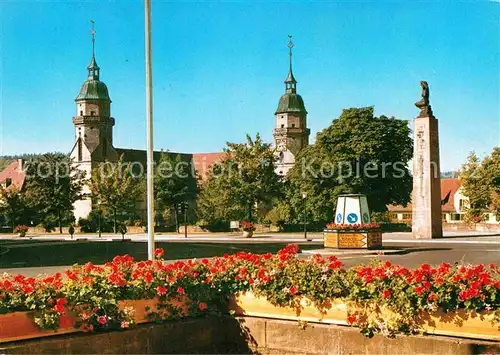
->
[[75, 80, 111, 102], [275, 92, 307, 115]]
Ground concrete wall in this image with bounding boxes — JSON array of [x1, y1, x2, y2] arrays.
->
[[1, 316, 499, 355]]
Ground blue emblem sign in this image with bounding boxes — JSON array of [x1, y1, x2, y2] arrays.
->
[[347, 213, 358, 223], [336, 213, 342, 223], [362, 213, 370, 223]]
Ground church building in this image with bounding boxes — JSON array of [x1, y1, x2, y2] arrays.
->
[[69, 29, 310, 221]]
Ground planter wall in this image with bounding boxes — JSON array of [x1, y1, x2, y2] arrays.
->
[[1, 293, 499, 344], [230, 292, 500, 341], [324, 230, 382, 249]]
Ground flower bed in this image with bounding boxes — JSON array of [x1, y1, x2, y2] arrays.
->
[[0, 245, 499, 342]]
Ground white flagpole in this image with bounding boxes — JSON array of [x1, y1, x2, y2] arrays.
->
[[144, 0, 155, 260]]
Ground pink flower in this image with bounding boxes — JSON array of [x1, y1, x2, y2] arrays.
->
[[177, 287, 185, 295], [289, 286, 298, 295], [383, 289, 391, 299], [198, 302, 208, 311], [98, 316, 107, 325], [120, 321, 130, 329]]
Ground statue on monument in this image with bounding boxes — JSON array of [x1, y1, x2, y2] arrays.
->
[[415, 80, 433, 118]]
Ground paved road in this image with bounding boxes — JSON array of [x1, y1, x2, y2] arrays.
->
[[0, 232, 498, 276]]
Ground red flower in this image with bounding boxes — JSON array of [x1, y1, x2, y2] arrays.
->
[[383, 289, 391, 299], [415, 286, 426, 295], [154, 248, 165, 259], [53, 298, 67, 314], [98, 316, 107, 325], [428, 293, 438, 302], [198, 302, 208, 311], [289, 286, 298, 295], [177, 287, 185, 295], [156, 285, 167, 296], [347, 315, 357, 324]]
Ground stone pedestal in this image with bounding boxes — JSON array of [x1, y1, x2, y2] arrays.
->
[[412, 116, 443, 239]]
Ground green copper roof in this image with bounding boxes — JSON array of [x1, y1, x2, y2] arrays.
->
[[75, 80, 111, 102], [275, 93, 307, 115], [285, 70, 297, 84]]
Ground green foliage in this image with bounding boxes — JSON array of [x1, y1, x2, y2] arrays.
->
[[459, 149, 499, 220], [22, 153, 84, 233], [89, 155, 141, 233], [286, 107, 413, 226], [154, 153, 198, 229], [197, 134, 283, 225], [0, 186, 31, 228], [371, 211, 391, 224], [78, 211, 114, 233]]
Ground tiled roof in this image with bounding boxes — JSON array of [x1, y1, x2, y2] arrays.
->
[[388, 178, 461, 213], [192, 152, 227, 178], [0, 160, 26, 190]]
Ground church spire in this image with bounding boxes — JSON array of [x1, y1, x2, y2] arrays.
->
[[284, 35, 297, 94], [87, 20, 100, 81]]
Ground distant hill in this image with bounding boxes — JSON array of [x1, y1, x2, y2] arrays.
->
[[0, 153, 66, 172], [441, 171, 459, 178]]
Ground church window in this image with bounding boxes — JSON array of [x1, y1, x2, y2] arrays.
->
[[281, 124, 284, 128], [292, 124, 295, 128], [78, 139, 83, 162], [91, 111, 95, 116], [80, 111, 83, 116]]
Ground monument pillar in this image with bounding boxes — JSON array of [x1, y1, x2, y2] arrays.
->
[[412, 81, 443, 239]]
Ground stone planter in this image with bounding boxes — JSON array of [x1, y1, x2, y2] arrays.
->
[[243, 230, 254, 238], [230, 292, 500, 341], [0, 307, 76, 343], [323, 229, 382, 249], [0, 298, 189, 343]]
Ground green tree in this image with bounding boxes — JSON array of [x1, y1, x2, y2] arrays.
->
[[154, 153, 198, 231], [23, 153, 85, 233], [459, 152, 492, 220], [197, 134, 283, 224], [481, 147, 500, 218], [0, 186, 30, 228], [460, 148, 500, 221], [89, 155, 141, 233], [286, 107, 413, 225]]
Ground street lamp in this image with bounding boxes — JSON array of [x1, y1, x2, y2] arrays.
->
[[302, 192, 307, 240]]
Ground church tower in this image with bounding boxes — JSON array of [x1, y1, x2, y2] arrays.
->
[[71, 21, 116, 165], [273, 36, 310, 176], [70, 21, 117, 222]]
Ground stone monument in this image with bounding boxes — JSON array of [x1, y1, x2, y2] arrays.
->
[[412, 81, 443, 239], [324, 194, 382, 249]]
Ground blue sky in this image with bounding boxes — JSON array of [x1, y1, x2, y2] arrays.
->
[[0, 0, 498, 171]]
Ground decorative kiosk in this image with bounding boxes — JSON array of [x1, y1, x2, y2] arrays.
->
[[324, 194, 382, 249]]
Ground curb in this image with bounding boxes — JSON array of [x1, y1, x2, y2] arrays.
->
[[301, 248, 411, 257]]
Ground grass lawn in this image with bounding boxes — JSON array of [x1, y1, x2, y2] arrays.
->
[[0, 241, 320, 269]]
